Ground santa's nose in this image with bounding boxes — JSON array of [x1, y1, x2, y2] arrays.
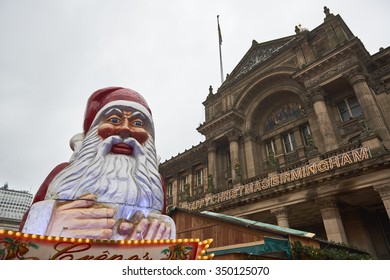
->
[[116, 124, 133, 139]]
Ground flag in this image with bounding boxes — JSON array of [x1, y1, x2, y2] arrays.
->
[[217, 15, 224, 84], [217, 15, 222, 45]]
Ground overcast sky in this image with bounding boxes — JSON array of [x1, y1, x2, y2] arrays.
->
[[1, 0, 389, 195]]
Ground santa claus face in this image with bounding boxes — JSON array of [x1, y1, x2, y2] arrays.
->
[[97, 110, 149, 155]]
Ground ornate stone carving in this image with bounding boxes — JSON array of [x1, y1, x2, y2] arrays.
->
[[227, 130, 241, 142], [243, 130, 258, 141], [358, 116, 373, 137], [316, 196, 338, 209], [271, 206, 288, 219], [346, 68, 385, 95], [323, 6, 333, 19], [230, 38, 296, 81], [306, 86, 326, 103], [304, 57, 358, 88], [316, 197, 341, 220], [347, 72, 367, 86]]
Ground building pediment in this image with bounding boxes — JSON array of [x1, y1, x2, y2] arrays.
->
[[226, 35, 298, 83]]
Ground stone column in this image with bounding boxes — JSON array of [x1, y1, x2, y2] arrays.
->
[[228, 131, 240, 182], [207, 141, 217, 189], [309, 87, 338, 151], [293, 127, 306, 159], [374, 185, 390, 219], [293, 127, 304, 148], [347, 73, 390, 147], [317, 197, 348, 243], [271, 206, 290, 228], [243, 131, 258, 178], [172, 178, 178, 207]]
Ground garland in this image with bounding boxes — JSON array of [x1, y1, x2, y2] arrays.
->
[[291, 241, 373, 260]]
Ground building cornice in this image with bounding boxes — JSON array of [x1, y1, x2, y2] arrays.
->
[[159, 142, 207, 176], [197, 109, 245, 139], [292, 38, 368, 87]]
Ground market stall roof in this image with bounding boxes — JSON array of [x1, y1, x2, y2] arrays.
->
[[200, 210, 316, 238], [169, 207, 315, 239]]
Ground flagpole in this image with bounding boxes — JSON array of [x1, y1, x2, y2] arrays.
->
[[217, 15, 224, 84]]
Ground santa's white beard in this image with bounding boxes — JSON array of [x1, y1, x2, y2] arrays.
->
[[45, 126, 164, 220]]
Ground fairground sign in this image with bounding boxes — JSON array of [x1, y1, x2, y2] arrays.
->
[[0, 229, 213, 260], [182, 146, 371, 211]]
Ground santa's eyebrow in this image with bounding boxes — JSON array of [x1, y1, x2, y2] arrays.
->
[[127, 111, 146, 120], [104, 108, 123, 116]]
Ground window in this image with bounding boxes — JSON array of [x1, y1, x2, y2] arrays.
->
[[179, 175, 190, 201], [166, 182, 173, 197], [282, 132, 296, 153], [179, 176, 188, 192], [300, 124, 312, 146], [336, 96, 362, 122], [265, 139, 276, 157], [195, 169, 204, 187]]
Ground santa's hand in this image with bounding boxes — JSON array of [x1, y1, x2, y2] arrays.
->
[[118, 211, 173, 240], [45, 193, 116, 239]]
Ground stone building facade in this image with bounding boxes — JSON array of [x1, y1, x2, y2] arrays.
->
[[159, 8, 390, 259]]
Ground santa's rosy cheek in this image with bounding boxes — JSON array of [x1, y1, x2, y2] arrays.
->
[[132, 131, 148, 144], [98, 124, 115, 139]]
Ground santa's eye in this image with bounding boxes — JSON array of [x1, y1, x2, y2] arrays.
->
[[108, 117, 121, 124], [133, 119, 144, 126]]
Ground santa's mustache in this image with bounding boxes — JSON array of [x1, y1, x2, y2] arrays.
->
[[98, 135, 145, 157]]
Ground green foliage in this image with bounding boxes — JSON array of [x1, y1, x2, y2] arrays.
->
[[291, 241, 373, 260]]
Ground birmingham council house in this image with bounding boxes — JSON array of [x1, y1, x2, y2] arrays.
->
[[160, 8, 390, 259]]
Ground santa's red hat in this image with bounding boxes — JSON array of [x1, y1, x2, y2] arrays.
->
[[83, 87, 154, 136]]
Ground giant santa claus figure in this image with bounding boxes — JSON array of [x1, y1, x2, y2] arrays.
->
[[21, 87, 176, 240]]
